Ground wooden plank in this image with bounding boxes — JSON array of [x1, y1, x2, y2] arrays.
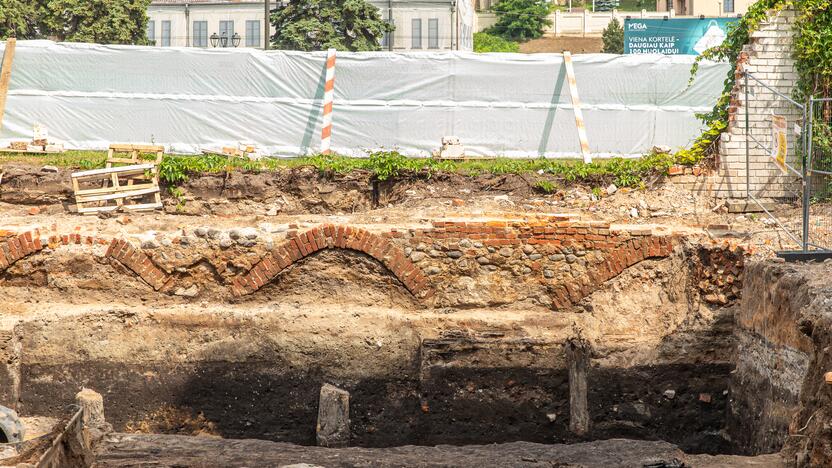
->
[[0, 38, 16, 132], [71, 163, 155, 178], [0, 148, 62, 154], [74, 183, 157, 197], [77, 202, 162, 214], [106, 157, 147, 164], [75, 186, 159, 203], [71, 175, 83, 214], [109, 144, 165, 152]]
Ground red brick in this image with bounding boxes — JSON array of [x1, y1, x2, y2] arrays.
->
[[8, 237, 22, 260], [285, 240, 302, 261], [293, 237, 309, 257]]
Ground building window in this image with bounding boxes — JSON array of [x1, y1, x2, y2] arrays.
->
[[411, 18, 422, 49], [723, 0, 734, 12], [219, 20, 234, 46], [246, 20, 260, 47], [161, 20, 171, 47], [666, 0, 672, 10], [193, 21, 208, 47], [147, 20, 155, 45], [428, 18, 439, 49]]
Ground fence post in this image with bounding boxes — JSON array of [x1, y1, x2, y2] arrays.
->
[[582, 10, 589, 37], [0, 36, 17, 133], [554, 10, 561, 37], [744, 71, 750, 200], [563, 51, 592, 164], [803, 99, 813, 252], [320, 48, 336, 155]]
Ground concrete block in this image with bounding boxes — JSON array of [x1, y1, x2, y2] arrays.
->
[[316, 383, 350, 448]]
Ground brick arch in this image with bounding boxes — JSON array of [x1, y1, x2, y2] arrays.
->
[[548, 235, 675, 310], [231, 224, 432, 300], [0, 230, 172, 291]]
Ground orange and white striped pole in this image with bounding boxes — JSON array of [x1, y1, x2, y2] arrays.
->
[[563, 51, 592, 163], [320, 48, 337, 155]]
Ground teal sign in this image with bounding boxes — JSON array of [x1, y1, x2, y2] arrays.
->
[[624, 18, 738, 55]]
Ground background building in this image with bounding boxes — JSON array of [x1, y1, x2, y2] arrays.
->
[[656, 0, 755, 15], [147, 0, 474, 51]]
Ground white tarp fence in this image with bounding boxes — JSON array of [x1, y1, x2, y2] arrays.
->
[[0, 40, 729, 158]]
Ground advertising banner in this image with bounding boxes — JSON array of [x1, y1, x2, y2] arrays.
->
[[770, 114, 789, 174], [624, 17, 738, 55]]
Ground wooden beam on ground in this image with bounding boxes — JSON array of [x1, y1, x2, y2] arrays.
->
[[0, 37, 17, 133]]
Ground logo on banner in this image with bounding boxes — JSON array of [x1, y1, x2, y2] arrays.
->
[[770, 114, 788, 174]]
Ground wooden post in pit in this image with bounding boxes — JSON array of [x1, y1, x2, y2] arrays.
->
[[0, 37, 17, 132], [565, 338, 590, 436]]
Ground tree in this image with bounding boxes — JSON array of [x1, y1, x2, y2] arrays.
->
[[602, 17, 624, 54], [40, 0, 152, 44], [489, 0, 552, 42], [10, 0, 152, 44], [271, 0, 394, 51], [0, 0, 38, 39]]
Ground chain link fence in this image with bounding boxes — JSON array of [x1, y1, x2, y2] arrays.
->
[[742, 70, 806, 251], [743, 70, 832, 256], [806, 98, 832, 250]]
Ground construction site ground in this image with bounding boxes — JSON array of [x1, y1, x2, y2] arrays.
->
[[0, 161, 805, 256]]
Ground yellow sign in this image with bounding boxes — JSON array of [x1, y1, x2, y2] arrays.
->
[[770, 114, 788, 174]]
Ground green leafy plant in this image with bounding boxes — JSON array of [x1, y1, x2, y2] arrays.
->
[[271, 0, 394, 51], [489, 0, 552, 41], [601, 18, 624, 54], [534, 179, 557, 193], [474, 32, 520, 53]]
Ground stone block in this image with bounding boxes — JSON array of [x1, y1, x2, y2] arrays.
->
[[316, 383, 350, 448]]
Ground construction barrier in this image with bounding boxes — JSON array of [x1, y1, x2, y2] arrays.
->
[[0, 40, 730, 158]]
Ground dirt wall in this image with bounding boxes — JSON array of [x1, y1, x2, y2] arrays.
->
[[0, 239, 745, 452], [726, 261, 814, 455]]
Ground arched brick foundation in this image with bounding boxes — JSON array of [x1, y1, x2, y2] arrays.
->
[[230, 224, 430, 299], [0, 220, 677, 308], [0, 230, 170, 291]]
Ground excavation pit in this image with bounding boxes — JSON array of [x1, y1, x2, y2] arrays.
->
[[0, 167, 827, 466]]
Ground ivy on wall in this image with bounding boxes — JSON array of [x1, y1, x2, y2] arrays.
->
[[682, 0, 832, 169], [680, 0, 788, 165]]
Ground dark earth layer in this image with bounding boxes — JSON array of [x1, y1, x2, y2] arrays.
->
[[18, 361, 731, 452]]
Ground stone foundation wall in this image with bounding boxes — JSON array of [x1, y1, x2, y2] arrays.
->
[[0, 217, 677, 311]]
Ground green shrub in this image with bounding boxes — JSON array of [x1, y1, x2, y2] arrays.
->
[[474, 32, 520, 52], [534, 179, 557, 193], [601, 18, 624, 54], [489, 0, 552, 41]]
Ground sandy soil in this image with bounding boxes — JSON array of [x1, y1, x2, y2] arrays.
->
[[520, 36, 604, 54]]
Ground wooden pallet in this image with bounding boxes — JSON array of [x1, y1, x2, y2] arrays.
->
[[71, 144, 164, 215]]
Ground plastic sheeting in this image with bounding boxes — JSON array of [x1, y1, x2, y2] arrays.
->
[[0, 40, 730, 157]]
